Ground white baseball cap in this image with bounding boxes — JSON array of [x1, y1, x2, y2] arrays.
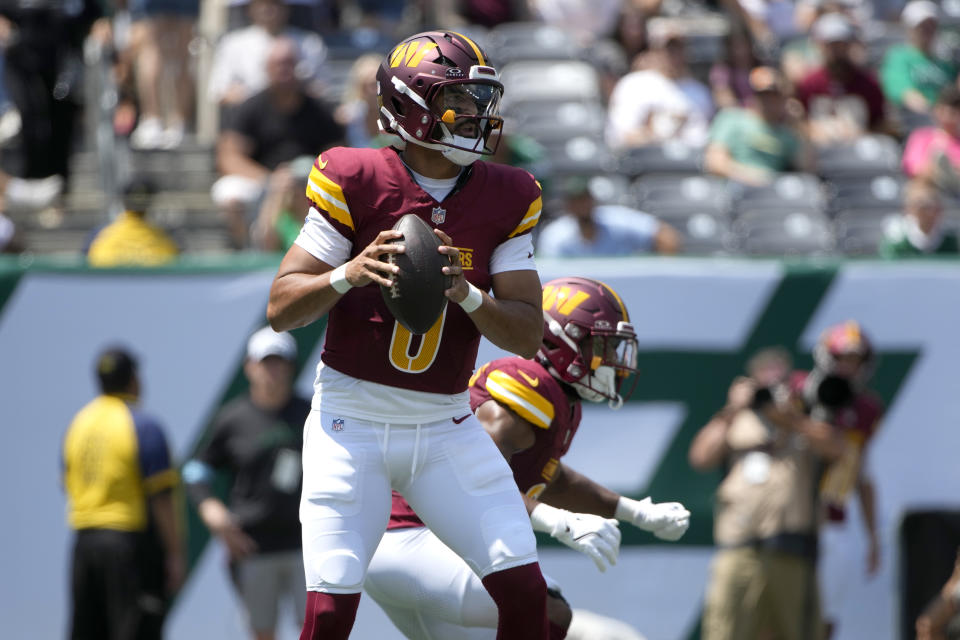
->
[[812, 13, 855, 42], [902, 0, 939, 27], [247, 326, 297, 362]]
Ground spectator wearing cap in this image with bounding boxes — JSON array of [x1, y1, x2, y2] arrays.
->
[[536, 176, 681, 257], [879, 178, 959, 258], [881, 0, 959, 116], [85, 177, 180, 268], [605, 19, 714, 149], [705, 66, 815, 187], [62, 346, 185, 640], [903, 86, 960, 195], [796, 12, 887, 145], [183, 327, 311, 640], [782, 0, 868, 86]]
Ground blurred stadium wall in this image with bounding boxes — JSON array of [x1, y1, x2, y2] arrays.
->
[[0, 255, 957, 640]]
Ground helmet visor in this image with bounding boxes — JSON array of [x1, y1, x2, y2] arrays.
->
[[591, 333, 638, 376], [432, 81, 504, 153]]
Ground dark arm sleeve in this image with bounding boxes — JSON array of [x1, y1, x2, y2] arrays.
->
[[131, 410, 177, 495], [182, 413, 231, 505]]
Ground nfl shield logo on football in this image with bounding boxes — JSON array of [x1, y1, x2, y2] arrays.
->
[[431, 207, 446, 224], [332, 418, 344, 431]]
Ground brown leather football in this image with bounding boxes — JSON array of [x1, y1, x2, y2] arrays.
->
[[380, 214, 452, 335]]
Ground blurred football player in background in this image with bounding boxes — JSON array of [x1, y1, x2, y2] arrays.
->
[[267, 30, 550, 639], [364, 277, 691, 639], [800, 321, 884, 639]]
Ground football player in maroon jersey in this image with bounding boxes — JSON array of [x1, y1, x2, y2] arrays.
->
[[799, 322, 884, 638], [364, 277, 691, 639], [267, 30, 549, 640]]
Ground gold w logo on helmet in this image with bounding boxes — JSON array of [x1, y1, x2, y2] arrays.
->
[[389, 41, 439, 68]]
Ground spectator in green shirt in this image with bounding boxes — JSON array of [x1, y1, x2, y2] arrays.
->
[[251, 155, 314, 252], [705, 66, 814, 187], [879, 178, 959, 257], [880, 1, 959, 116]]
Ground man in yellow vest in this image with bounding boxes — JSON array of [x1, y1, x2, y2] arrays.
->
[[62, 346, 184, 639]]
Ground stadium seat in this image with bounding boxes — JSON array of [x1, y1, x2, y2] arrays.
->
[[587, 174, 634, 206], [501, 99, 606, 144], [616, 142, 705, 177], [631, 174, 733, 215], [487, 22, 581, 64], [735, 209, 835, 256], [499, 60, 602, 102], [654, 209, 735, 255], [833, 208, 901, 255], [733, 173, 826, 214], [538, 136, 617, 176], [816, 134, 902, 178], [827, 174, 905, 214]]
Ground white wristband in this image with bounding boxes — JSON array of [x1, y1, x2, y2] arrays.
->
[[458, 281, 483, 313], [529, 503, 566, 535], [614, 496, 644, 523], [329, 264, 352, 294]]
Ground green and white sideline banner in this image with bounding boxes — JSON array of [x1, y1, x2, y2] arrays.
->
[[1, 256, 956, 640]]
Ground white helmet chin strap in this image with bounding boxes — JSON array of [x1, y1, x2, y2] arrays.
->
[[547, 320, 624, 409], [385, 76, 484, 166], [572, 366, 624, 409]]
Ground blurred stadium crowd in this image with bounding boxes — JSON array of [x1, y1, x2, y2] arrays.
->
[[0, 0, 958, 260]]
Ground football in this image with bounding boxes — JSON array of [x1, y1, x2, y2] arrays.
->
[[379, 214, 452, 335]]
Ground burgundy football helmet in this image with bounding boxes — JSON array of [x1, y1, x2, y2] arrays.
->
[[813, 320, 875, 383], [376, 30, 504, 166], [538, 277, 639, 408]]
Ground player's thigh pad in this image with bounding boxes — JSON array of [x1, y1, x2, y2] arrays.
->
[[300, 410, 392, 593], [403, 417, 538, 578], [366, 527, 499, 632]]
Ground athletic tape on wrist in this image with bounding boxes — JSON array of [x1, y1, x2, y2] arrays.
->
[[458, 282, 483, 313], [329, 264, 352, 294]]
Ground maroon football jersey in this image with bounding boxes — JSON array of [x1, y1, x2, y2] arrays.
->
[[790, 370, 884, 522], [388, 357, 582, 529], [306, 146, 542, 395]]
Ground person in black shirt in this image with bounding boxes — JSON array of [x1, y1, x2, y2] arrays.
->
[[212, 37, 344, 249], [183, 327, 311, 640]]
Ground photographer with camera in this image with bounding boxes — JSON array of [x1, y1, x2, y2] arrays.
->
[[797, 322, 885, 639], [690, 347, 848, 640]]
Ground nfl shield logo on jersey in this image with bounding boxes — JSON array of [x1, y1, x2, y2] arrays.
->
[[431, 207, 446, 224], [332, 418, 344, 431]]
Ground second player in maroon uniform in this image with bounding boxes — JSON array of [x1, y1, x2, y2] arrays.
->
[[800, 322, 884, 638], [268, 30, 548, 640], [365, 277, 692, 639]]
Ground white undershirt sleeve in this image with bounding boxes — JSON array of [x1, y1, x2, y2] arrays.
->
[[294, 206, 353, 266], [490, 234, 537, 274]]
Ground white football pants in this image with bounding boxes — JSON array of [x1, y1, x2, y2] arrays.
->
[[300, 409, 539, 595]]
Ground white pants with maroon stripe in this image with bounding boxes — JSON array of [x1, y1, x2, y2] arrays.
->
[[299, 408, 539, 595]]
